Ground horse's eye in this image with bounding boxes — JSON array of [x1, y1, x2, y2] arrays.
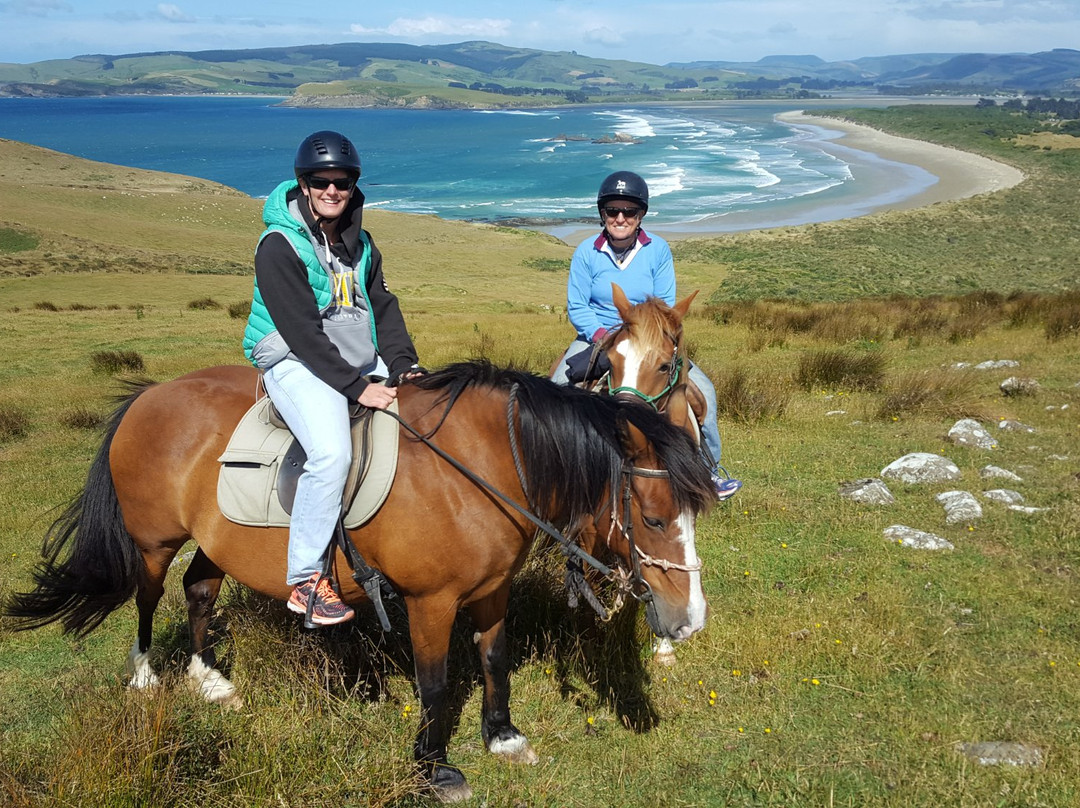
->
[[643, 516, 665, 531], [658, 364, 671, 374]]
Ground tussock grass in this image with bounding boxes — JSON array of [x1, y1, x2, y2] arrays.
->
[[0, 406, 30, 442], [59, 407, 104, 430], [226, 300, 249, 319], [90, 349, 146, 375], [794, 348, 887, 392], [187, 297, 221, 310], [714, 365, 790, 423], [874, 368, 991, 421]]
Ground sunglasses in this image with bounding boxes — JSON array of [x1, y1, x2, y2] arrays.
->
[[603, 206, 642, 219], [305, 175, 357, 191]]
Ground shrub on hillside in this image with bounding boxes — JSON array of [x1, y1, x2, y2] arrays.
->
[[794, 348, 886, 392], [90, 350, 145, 375], [0, 407, 30, 442], [227, 300, 250, 319], [875, 368, 990, 421], [714, 365, 789, 423]]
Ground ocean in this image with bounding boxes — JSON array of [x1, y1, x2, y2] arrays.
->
[[0, 95, 932, 233]]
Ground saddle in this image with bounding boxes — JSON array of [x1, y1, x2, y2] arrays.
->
[[216, 393, 399, 529]]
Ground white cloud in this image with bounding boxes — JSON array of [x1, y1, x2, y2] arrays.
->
[[351, 15, 511, 39], [582, 26, 624, 47], [0, 0, 72, 15], [157, 4, 195, 23]]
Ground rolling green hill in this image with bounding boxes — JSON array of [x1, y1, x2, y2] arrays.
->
[[1, 41, 1077, 105]]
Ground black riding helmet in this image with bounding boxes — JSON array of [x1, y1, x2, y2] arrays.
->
[[294, 130, 362, 179], [597, 170, 649, 213]]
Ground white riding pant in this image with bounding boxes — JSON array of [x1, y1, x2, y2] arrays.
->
[[263, 358, 353, 585]]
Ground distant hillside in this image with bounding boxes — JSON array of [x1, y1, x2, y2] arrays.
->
[[0, 41, 1077, 104]]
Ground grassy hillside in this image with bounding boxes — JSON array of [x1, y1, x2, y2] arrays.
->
[[1, 107, 1079, 806]]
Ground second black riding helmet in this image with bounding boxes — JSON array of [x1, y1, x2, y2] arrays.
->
[[597, 170, 649, 213], [294, 130, 362, 178]]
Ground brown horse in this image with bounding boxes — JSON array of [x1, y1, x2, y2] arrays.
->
[[5, 360, 714, 802], [592, 283, 706, 438]]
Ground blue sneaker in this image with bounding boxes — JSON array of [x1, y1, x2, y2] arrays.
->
[[712, 474, 743, 502]]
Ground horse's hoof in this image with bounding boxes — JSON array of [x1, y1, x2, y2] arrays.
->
[[187, 658, 243, 710], [489, 733, 538, 765], [125, 647, 160, 690], [425, 764, 473, 804], [652, 637, 677, 667]]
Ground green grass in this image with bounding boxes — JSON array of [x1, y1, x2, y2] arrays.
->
[[2, 105, 1080, 806]]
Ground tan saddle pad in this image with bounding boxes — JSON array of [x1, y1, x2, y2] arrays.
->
[[217, 394, 399, 528]]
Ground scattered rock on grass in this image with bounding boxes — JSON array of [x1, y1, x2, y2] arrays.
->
[[948, 418, 997, 449], [1000, 376, 1040, 396], [983, 489, 1025, 505], [980, 465, 1023, 482], [974, 360, 1020, 370], [935, 490, 983, 525], [884, 525, 955, 551], [881, 453, 962, 485], [957, 741, 1044, 767], [838, 478, 895, 505], [997, 419, 1035, 433]]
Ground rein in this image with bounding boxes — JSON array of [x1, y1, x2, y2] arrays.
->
[[384, 383, 690, 622]]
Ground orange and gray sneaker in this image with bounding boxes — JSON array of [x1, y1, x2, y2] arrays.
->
[[287, 573, 355, 626]]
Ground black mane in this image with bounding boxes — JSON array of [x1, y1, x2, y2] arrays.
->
[[412, 360, 714, 523]]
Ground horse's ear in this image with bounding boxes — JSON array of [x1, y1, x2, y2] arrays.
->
[[612, 283, 633, 321], [673, 290, 699, 321], [620, 420, 650, 460]]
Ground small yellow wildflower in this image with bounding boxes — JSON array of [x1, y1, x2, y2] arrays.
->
[[738, 727, 744, 733], [780, 543, 787, 548], [709, 690, 717, 700], [586, 716, 595, 726], [812, 679, 820, 686], [732, 669, 742, 677], [835, 639, 842, 645], [764, 728, 772, 734], [744, 570, 750, 577]]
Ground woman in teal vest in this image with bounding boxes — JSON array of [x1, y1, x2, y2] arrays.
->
[[244, 130, 424, 626]]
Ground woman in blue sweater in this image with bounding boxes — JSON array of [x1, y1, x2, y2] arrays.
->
[[553, 171, 740, 501]]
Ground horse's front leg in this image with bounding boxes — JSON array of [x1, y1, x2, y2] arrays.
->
[[182, 549, 242, 709], [407, 595, 472, 803], [469, 591, 537, 764]]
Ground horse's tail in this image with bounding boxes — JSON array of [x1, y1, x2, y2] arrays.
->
[[4, 380, 155, 637]]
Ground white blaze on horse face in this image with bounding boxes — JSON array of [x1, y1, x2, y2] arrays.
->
[[677, 509, 708, 635], [614, 337, 647, 392]]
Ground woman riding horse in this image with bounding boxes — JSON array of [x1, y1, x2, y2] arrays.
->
[[551, 170, 742, 501]]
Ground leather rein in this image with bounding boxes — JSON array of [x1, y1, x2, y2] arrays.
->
[[384, 382, 696, 621]]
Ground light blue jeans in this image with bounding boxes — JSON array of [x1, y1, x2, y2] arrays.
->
[[552, 340, 724, 469], [263, 358, 353, 585]]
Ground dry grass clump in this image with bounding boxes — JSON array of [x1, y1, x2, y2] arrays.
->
[[0, 407, 30, 442], [714, 364, 790, 423], [1044, 292, 1080, 342], [808, 302, 889, 343], [226, 300, 250, 319], [188, 297, 222, 310], [875, 367, 990, 421], [90, 350, 146, 375], [60, 407, 104, 430], [32, 301, 59, 312], [794, 348, 887, 392]]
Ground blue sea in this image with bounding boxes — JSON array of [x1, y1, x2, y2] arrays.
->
[[0, 95, 932, 233]]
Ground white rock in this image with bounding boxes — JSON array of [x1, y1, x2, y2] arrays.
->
[[948, 418, 998, 449], [838, 478, 895, 506], [884, 525, 955, 551], [979, 465, 1023, 482], [983, 489, 1025, 505], [935, 490, 983, 525], [881, 453, 962, 484]]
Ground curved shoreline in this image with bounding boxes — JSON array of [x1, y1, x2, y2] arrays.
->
[[542, 110, 1026, 245]]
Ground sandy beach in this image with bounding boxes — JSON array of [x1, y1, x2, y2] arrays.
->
[[545, 110, 1025, 245]]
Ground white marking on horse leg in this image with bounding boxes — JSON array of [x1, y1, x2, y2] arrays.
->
[[489, 734, 539, 764], [125, 640, 160, 690], [652, 637, 678, 666], [187, 655, 243, 710]]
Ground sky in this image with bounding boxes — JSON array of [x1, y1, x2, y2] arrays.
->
[[1, 0, 1077, 66]]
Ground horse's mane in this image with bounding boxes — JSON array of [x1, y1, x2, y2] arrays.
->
[[619, 296, 681, 362], [412, 360, 714, 522]]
